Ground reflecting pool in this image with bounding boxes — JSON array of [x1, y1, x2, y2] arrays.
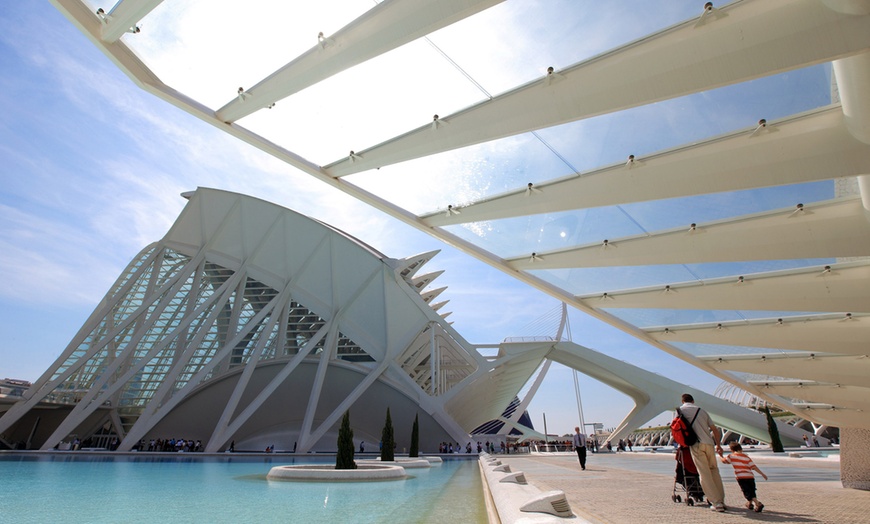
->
[[0, 454, 486, 523]]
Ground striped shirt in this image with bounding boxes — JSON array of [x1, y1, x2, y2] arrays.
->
[[723, 452, 756, 479]]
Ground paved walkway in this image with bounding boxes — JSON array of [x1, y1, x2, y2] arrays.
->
[[496, 451, 870, 523]]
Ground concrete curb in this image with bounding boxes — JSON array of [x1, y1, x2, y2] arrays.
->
[[477, 453, 591, 523]]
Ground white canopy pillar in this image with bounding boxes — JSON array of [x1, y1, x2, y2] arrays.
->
[[833, 49, 870, 220]]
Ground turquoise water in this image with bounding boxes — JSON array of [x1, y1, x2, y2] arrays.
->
[[0, 454, 486, 523]]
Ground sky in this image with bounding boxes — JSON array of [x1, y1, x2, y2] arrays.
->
[[0, 2, 759, 436]]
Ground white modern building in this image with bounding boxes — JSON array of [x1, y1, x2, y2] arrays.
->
[[0, 189, 487, 452], [0, 188, 808, 453]]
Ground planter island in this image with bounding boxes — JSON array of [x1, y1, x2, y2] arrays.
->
[[267, 463, 407, 481]]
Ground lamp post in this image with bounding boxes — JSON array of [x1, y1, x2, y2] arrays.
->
[[585, 422, 601, 450], [543, 412, 549, 450]]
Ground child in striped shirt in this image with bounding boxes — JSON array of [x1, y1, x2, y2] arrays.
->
[[718, 442, 768, 512]]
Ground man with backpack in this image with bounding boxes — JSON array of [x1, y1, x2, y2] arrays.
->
[[679, 393, 727, 512]]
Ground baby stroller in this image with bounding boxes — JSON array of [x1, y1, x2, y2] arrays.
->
[[672, 446, 705, 506]]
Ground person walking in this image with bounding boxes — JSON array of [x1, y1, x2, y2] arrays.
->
[[719, 442, 767, 512], [573, 426, 587, 470], [679, 393, 727, 512]]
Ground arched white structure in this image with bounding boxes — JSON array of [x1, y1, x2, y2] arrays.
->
[[0, 188, 810, 453], [0, 189, 485, 451]]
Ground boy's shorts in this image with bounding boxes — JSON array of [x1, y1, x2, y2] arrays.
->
[[736, 477, 757, 500]]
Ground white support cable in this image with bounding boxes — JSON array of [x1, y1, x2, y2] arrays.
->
[[573, 370, 585, 431]]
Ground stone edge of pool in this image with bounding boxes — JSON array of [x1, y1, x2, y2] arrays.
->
[[478, 453, 592, 524]]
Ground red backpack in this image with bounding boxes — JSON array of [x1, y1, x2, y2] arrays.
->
[[671, 408, 700, 447]]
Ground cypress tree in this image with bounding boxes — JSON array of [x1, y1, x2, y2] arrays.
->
[[409, 413, 419, 458], [763, 405, 784, 453], [381, 408, 395, 462], [336, 410, 357, 469]]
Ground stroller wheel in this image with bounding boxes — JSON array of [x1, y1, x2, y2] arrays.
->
[[687, 498, 695, 506], [674, 495, 681, 503]]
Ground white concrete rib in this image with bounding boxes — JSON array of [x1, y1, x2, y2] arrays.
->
[[508, 197, 870, 269], [215, 0, 504, 123], [747, 381, 870, 411], [646, 314, 870, 355], [324, 0, 870, 177], [703, 352, 870, 390], [577, 261, 870, 313], [422, 106, 870, 225], [99, 0, 164, 43]]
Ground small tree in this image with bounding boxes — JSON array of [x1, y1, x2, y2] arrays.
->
[[409, 413, 419, 458], [763, 405, 784, 453], [336, 410, 357, 469], [381, 408, 395, 462]]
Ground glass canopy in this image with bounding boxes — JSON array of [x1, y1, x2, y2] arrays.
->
[[52, 0, 870, 429]]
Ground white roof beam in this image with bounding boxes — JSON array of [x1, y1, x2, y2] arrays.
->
[[748, 381, 870, 410], [99, 0, 164, 43], [52, 0, 862, 427], [215, 0, 504, 123], [50, 0, 324, 177], [324, 0, 870, 176], [784, 407, 870, 428], [580, 260, 870, 313], [647, 314, 870, 355], [508, 197, 870, 269], [423, 107, 870, 225], [702, 352, 870, 388]]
